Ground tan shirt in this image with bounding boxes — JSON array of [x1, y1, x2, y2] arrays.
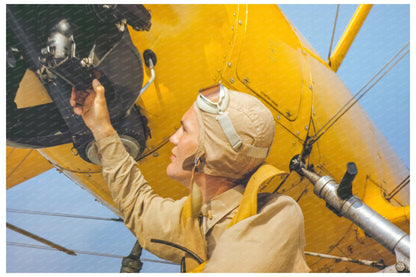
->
[[97, 133, 311, 272]]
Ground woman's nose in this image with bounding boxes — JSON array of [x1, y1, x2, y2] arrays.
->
[[169, 127, 182, 145]]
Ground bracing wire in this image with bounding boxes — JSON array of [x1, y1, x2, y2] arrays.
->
[[385, 175, 410, 201], [6, 148, 16, 159], [308, 41, 410, 146], [328, 5, 340, 63], [6, 149, 34, 180], [7, 241, 177, 265], [7, 208, 123, 222], [7, 211, 177, 267]]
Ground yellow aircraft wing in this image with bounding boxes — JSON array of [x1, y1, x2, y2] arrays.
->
[[6, 147, 52, 190]]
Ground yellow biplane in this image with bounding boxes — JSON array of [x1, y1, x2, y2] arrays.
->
[[6, 4, 410, 273]]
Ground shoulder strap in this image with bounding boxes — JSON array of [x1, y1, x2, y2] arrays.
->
[[228, 163, 286, 228]]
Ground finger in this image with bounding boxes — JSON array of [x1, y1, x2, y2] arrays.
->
[[78, 90, 90, 98], [92, 79, 105, 100], [82, 88, 96, 110], [73, 106, 83, 116], [70, 88, 87, 105], [76, 96, 87, 105], [70, 88, 77, 107]]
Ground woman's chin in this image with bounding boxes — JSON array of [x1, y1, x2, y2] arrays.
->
[[166, 166, 191, 187]]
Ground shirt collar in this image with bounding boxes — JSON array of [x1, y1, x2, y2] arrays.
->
[[200, 184, 244, 234]]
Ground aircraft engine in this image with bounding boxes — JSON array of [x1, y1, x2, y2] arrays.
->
[[6, 4, 152, 164]]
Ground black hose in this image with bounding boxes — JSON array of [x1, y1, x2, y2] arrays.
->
[[150, 238, 204, 265]]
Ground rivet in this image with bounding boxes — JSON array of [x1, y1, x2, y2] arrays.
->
[[238, 20, 242, 25], [305, 126, 308, 130], [230, 78, 234, 83], [153, 152, 159, 157], [228, 62, 232, 67], [276, 115, 280, 120]]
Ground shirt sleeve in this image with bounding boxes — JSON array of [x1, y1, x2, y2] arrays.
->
[[202, 193, 311, 272], [95, 133, 187, 263]]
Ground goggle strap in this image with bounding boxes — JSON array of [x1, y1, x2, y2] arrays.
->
[[216, 112, 269, 158], [243, 144, 270, 159], [216, 112, 243, 151]]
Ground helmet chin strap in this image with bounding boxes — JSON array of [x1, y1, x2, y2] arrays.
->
[[189, 157, 203, 218]]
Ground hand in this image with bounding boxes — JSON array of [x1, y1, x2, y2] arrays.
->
[[70, 79, 116, 140]]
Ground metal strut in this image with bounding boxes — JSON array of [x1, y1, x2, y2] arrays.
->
[[289, 156, 410, 273], [120, 240, 143, 273]]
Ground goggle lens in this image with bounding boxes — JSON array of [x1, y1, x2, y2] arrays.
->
[[197, 84, 228, 114]]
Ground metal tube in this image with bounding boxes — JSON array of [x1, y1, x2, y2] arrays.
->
[[139, 59, 155, 96], [341, 195, 409, 256], [6, 222, 76, 256], [300, 169, 410, 270], [329, 4, 373, 72], [126, 58, 155, 116]]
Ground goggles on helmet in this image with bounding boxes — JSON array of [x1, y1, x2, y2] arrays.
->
[[197, 84, 242, 150], [197, 84, 229, 114]]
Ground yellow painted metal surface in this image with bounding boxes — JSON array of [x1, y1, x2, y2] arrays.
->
[[6, 147, 53, 189], [7, 4, 409, 272]]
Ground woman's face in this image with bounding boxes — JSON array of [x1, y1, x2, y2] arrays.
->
[[166, 107, 200, 186]]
